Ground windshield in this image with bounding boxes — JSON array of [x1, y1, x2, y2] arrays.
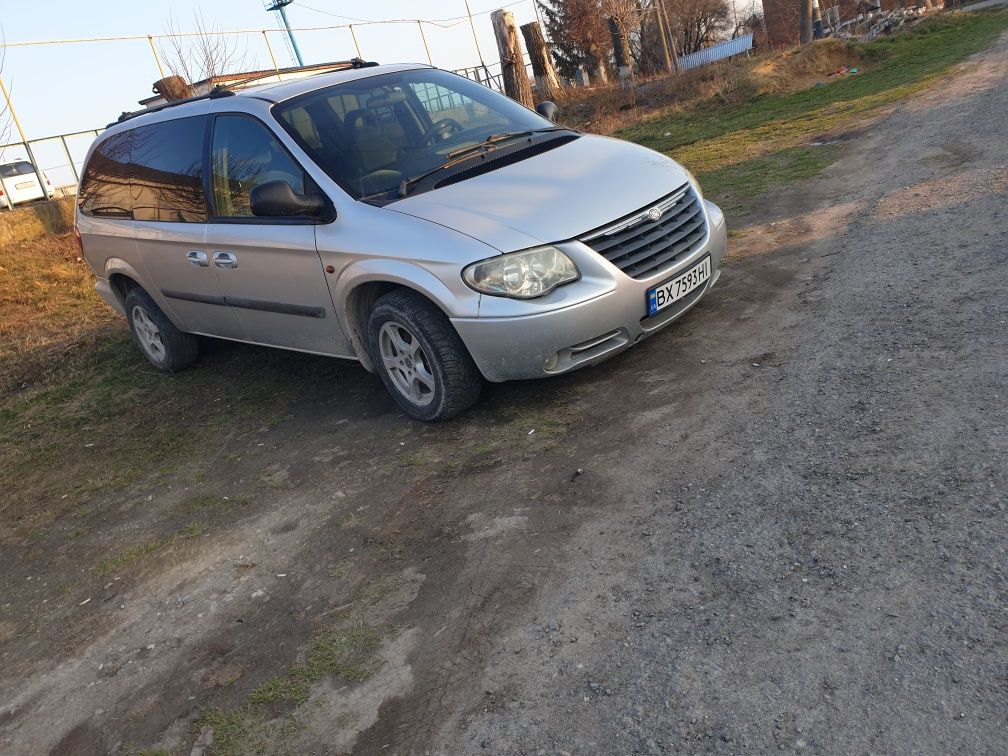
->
[[273, 68, 552, 201], [0, 161, 36, 178]]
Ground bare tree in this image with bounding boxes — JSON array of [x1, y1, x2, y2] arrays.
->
[[664, 0, 732, 55], [159, 12, 249, 87], [731, 10, 765, 40]]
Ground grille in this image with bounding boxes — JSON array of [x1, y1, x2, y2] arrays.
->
[[580, 183, 707, 279]]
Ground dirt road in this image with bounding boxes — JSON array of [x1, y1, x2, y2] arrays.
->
[[2, 31, 1006, 756]]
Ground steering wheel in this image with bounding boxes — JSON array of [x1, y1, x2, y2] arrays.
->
[[422, 117, 465, 144]]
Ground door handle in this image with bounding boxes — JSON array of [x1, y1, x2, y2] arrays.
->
[[186, 250, 209, 267], [212, 251, 238, 269]]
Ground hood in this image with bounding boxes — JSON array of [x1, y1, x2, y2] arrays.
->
[[387, 134, 691, 253]]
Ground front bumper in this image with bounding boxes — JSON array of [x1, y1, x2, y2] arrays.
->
[[453, 200, 727, 382]]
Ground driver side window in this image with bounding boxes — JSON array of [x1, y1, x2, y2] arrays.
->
[[210, 115, 306, 218]]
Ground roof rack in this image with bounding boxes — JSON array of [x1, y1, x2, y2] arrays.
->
[[112, 85, 235, 126], [228, 58, 379, 89], [112, 59, 380, 127]]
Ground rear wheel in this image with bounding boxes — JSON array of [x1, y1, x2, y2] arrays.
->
[[124, 287, 198, 372], [367, 290, 482, 421]]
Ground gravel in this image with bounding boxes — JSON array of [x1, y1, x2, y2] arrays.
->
[[431, 32, 1008, 755]]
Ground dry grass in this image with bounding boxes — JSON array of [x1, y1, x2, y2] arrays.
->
[[0, 234, 119, 393], [0, 235, 115, 356], [555, 38, 865, 136], [750, 38, 866, 95]]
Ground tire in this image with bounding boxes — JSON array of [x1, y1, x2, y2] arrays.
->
[[367, 289, 482, 421], [124, 287, 199, 372]]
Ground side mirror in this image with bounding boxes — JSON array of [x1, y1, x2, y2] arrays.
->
[[536, 100, 558, 122], [250, 180, 327, 219]]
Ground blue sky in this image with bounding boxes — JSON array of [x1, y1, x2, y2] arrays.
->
[[1, 0, 540, 140]]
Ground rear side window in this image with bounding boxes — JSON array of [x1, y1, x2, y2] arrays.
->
[[0, 161, 36, 178], [78, 132, 133, 219], [210, 114, 306, 218], [130, 116, 208, 222]]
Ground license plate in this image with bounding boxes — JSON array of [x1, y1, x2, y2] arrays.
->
[[15, 181, 35, 190], [646, 256, 711, 316]]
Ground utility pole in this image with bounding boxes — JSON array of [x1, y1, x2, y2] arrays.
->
[[264, 0, 305, 67], [653, 0, 673, 73]]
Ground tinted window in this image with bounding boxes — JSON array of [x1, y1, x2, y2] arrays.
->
[[210, 115, 306, 218], [130, 116, 208, 222], [78, 132, 133, 218], [0, 161, 36, 178]]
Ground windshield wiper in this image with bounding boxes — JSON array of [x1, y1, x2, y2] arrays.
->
[[446, 127, 566, 159], [399, 127, 568, 198]]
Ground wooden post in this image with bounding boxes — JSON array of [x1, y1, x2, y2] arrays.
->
[[491, 10, 535, 108], [520, 21, 562, 101], [800, 0, 814, 43]]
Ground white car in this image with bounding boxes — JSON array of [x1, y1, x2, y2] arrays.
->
[[0, 160, 51, 209]]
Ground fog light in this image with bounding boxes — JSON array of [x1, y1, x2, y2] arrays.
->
[[544, 353, 559, 371]]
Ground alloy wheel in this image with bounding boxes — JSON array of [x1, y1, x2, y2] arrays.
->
[[378, 321, 436, 407], [132, 305, 166, 363]]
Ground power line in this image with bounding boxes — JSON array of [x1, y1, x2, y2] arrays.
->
[[0, 1, 538, 48]]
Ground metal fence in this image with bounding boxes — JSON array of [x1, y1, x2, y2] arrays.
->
[[0, 129, 103, 196], [679, 34, 754, 72]]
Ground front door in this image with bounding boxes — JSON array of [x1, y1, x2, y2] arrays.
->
[[203, 113, 346, 355]]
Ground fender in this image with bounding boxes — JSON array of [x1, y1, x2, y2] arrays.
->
[[330, 258, 481, 372], [102, 258, 186, 329]]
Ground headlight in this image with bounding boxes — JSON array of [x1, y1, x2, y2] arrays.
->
[[462, 246, 579, 299]]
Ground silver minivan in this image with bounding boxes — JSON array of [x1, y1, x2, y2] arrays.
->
[[77, 61, 726, 420]]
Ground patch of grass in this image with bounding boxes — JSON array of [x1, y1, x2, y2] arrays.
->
[[96, 520, 207, 575], [399, 451, 428, 467], [618, 12, 1008, 202], [96, 538, 162, 575], [181, 494, 252, 513], [336, 511, 361, 528], [248, 625, 384, 705], [697, 144, 840, 215], [194, 708, 266, 756]]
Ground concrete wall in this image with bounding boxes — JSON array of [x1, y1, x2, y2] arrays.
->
[[0, 197, 76, 246]]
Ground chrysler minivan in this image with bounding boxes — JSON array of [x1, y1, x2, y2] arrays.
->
[[76, 60, 726, 420]]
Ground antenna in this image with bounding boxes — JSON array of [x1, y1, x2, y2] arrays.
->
[[263, 0, 305, 67]]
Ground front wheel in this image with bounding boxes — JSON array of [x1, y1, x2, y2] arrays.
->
[[367, 290, 482, 421], [124, 287, 198, 372]]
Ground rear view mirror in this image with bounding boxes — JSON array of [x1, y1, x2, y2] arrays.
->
[[250, 180, 328, 219], [536, 101, 558, 122]]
